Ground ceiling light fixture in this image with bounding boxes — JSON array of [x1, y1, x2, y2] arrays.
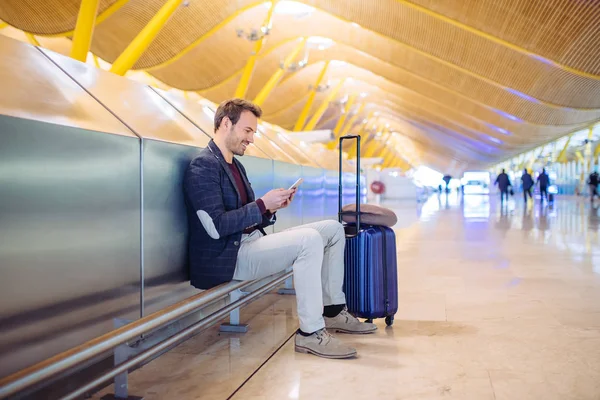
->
[[264, 1, 315, 16], [307, 36, 334, 50]]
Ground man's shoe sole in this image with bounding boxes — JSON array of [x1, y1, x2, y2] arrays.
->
[[294, 345, 357, 359], [326, 327, 377, 334]]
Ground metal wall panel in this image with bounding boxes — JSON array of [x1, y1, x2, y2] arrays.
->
[[0, 34, 367, 383], [324, 170, 367, 221], [325, 170, 341, 220], [0, 35, 131, 137], [240, 156, 276, 233], [142, 147, 277, 314], [39, 48, 211, 148], [141, 140, 204, 315], [300, 167, 326, 224], [272, 161, 304, 232], [0, 116, 141, 378]]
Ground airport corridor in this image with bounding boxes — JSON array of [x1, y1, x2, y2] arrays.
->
[[93, 194, 600, 400]]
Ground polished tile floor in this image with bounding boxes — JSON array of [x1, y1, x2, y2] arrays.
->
[[95, 193, 600, 400]]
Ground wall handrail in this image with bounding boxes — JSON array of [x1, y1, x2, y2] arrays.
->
[[0, 271, 291, 399], [62, 271, 292, 400]]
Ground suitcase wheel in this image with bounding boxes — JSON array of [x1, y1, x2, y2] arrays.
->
[[365, 318, 373, 324], [385, 315, 394, 327]]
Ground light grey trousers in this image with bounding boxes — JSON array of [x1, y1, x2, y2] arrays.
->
[[233, 220, 346, 333]]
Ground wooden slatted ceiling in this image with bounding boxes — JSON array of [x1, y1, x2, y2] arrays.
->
[[260, 62, 568, 147], [380, 121, 488, 163], [5, 0, 598, 103], [407, 0, 600, 74], [2, 0, 600, 168], [143, 7, 600, 126], [264, 59, 591, 140], [0, 0, 116, 35]]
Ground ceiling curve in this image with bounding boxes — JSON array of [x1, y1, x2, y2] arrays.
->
[[1, 0, 599, 171]]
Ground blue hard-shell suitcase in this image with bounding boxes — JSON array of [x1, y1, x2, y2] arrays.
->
[[338, 135, 399, 326]]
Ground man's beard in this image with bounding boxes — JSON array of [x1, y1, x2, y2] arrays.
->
[[226, 128, 245, 156]]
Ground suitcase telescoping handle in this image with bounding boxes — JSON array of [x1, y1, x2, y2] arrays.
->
[[338, 134, 361, 234]]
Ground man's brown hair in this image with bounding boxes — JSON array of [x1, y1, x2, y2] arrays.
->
[[214, 98, 262, 133]]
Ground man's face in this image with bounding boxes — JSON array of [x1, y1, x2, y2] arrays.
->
[[224, 110, 257, 157]]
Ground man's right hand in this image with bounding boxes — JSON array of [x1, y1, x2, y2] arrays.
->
[[260, 189, 294, 212]]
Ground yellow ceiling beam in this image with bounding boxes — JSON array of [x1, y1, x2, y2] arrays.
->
[[304, 78, 346, 131], [110, 0, 184, 76], [198, 37, 302, 95], [373, 100, 518, 149], [359, 133, 378, 158], [339, 103, 366, 138], [360, 84, 511, 143], [517, 153, 526, 170], [586, 126, 594, 171], [268, 55, 591, 131], [527, 148, 543, 170], [380, 147, 392, 166], [136, 2, 585, 113], [293, 61, 330, 131], [364, 130, 390, 158], [145, 1, 268, 71], [363, 139, 381, 158], [125, 0, 593, 114], [92, 54, 101, 69], [264, 66, 518, 145], [384, 151, 397, 169], [379, 117, 487, 160], [384, 142, 412, 170], [70, 0, 101, 62], [265, 79, 514, 154], [234, 0, 278, 99], [557, 134, 573, 163], [253, 37, 306, 106], [372, 103, 505, 150], [25, 33, 40, 46], [355, 133, 375, 158], [347, 114, 374, 159], [327, 94, 358, 149], [314, 113, 337, 130], [197, 39, 583, 124], [393, 0, 598, 81]]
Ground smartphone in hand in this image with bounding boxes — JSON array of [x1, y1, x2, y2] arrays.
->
[[287, 178, 303, 200], [288, 178, 303, 191]]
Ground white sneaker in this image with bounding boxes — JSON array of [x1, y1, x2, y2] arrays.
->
[[294, 328, 357, 359], [324, 308, 378, 334]]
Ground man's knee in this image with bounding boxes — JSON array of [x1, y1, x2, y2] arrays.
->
[[320, 220, 345, 241], [297, 228, 324, 253]]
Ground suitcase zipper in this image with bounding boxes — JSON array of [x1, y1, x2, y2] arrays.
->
[[378, 226, 389, 315]]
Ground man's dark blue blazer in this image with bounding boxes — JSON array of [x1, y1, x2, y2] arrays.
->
[[183, 140, 276, 289]]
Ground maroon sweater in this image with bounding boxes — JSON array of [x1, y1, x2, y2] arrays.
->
[[228, 163, 271, 233]]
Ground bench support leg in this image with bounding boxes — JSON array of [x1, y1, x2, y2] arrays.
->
[[278, 270, 296, 295], [103, 318, 144, 400], [220, 290, 249, 333]]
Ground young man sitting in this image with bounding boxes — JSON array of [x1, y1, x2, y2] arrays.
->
[[183, 98, 376, 359]]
